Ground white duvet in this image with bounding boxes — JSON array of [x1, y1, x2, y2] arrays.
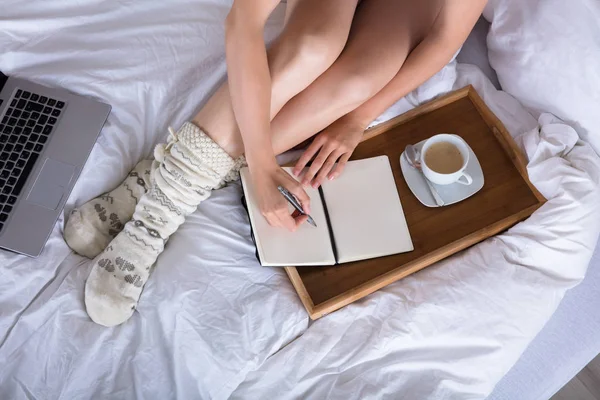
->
[[1, 1, 599, 399]]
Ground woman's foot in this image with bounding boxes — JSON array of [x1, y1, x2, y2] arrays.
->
[[84, 122, 236, 326], [64, 159, 154, 258]]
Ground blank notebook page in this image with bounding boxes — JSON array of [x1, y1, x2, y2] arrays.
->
[[240, 167, 335, 266], [320, 156, 413, 264]]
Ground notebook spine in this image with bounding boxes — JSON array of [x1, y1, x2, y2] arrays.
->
[[241, 194, 262, 264], [318, 186, 339, 264]]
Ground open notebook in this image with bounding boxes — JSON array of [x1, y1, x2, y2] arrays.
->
[[240, 155, 413, 266]]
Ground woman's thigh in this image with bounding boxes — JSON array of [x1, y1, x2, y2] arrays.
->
[[267, 0, 359, 115], [329, 0, 444, 98], [270, 0, 444, 154]]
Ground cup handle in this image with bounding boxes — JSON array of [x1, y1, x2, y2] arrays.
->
[[456, 171, 473, 185]]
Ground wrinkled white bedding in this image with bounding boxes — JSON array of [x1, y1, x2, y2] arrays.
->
[[1, 1, 599, 399]]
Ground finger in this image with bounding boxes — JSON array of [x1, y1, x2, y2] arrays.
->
[[293, 138, 323, 177], [288, 183, 311, 214], [278, 211, 299, 232], [329, 152, 351, 180], [294, 214, 309, 228], [313, 151, 341, 188], [303, 147, 333, 186]]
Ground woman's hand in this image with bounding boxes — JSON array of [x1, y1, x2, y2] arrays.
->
[[250, 162, 311, 232], [293, 116, 365, 188]]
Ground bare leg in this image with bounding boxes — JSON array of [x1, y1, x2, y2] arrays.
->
[[192, 0, 359, 158], [269, 0, 443, 154], [195, 0, 443, 158]]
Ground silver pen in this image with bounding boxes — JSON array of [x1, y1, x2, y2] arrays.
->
[[277, 186, 317, 227]]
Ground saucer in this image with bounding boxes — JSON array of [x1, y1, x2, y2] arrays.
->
[[400, 139, 484, 207]]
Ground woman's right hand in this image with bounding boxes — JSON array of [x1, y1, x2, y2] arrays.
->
[[250, 162, 311, 232]]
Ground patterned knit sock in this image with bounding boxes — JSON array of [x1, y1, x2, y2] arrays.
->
[[84, 122, 235, 326], [64, 159, 154, 259], [222, 155, 247, 184]]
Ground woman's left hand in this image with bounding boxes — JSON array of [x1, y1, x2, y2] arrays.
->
[[293, 116, 365, 188]]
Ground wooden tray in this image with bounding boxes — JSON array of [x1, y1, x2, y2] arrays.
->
[[285, 85, 546, 319]]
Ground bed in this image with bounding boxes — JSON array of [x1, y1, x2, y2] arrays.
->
[[1, 1, 599, 399], [457, 18, 600, 400]]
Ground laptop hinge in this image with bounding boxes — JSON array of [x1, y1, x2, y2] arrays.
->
[[0, 71, 7, 91]]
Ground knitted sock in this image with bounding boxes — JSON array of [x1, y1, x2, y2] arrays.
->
[[84, 122, 235, 326], [222, 155, 247, 183], [64, 159, 154, 258]]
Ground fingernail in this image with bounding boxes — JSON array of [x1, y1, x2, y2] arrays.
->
[[312, 183, 319, 189], [328, 175, 334, 180]]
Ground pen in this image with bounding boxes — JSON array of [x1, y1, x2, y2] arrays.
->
[[277, 186, 317, 227]]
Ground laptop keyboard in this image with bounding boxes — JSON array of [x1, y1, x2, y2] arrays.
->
[[0, 89, 65, 232]]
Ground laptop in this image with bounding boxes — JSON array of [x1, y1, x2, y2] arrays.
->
[[0, 71, 111, 257]]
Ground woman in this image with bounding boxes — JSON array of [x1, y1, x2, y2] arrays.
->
[[65, 0, 487, 326]]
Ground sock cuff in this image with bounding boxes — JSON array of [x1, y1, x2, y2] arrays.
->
[[222, 155, 248, 183], [176, 122, 235, 177]]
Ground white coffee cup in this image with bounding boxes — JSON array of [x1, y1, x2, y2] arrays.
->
[[420, 134, 473, 186]]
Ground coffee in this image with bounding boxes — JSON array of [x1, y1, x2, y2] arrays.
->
[[424, 142, 464, 174]]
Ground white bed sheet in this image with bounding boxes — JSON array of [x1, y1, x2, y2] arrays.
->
[[455, 18, 600, 399], [489, 235, 600, 399], [1, 2, 599, 399]]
